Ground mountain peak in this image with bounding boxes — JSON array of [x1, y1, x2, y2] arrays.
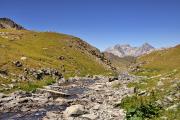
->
[[105, 43, 155, 57], [0, 17, 25, 30], [142, 43, 154, 48]]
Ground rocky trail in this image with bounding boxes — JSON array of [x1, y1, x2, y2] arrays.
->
[[0, 74, 136, 120]]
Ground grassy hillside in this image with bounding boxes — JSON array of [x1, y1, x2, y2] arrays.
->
[[0, 29, 114, 92], [120, 45, 180, 120], [137, 45, 180, 77]]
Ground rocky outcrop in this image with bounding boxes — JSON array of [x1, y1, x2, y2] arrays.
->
[[0, 18, 25, 30]]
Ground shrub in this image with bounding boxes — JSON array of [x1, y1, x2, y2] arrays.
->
[[126, 102, 161, 120], [120, 94, 162, 120]]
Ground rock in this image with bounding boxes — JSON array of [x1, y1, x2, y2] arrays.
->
[[35, 70, 44, 80], [92, 75, 100, 80], [13, 61, 23, 67], [113, 101, 121, 108], [89, 85, 103, 91], [11, 79, 17, 83], [0, 93, 5, 98], [59, 56, 65, 60], [93, 103, 100, 110], [17, 97, 32, 104], [57, 78, 67, 85], [86, 74, 93, 78], [43, 111, 60, 120], [42, 47, 48, 50], [43, 68, 51, 75], [175, 93, 180, 98], [64, 104, 86, 117], [8, 84, 14, 89], [108, 77, 118, 82], [81, 114, 98, 120], [138, 90, 147, 96], [118, 73, 135, 81], [19, 75, 27, 81], [165, 96, 173, 103], [156, 100, 163, 105], [21, 57, 27, 61], [157, 81, 164, 86], [166, 104, 178, 111], [0, 69, 8, 75], [1, 96, 13, 103], [55, 98, 68, 104]]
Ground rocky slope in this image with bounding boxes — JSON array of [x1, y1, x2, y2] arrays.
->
[[105, 43, 155, 57], [0, 18, 25, 30]]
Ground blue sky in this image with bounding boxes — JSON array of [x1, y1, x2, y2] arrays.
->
[[1, 0, 180, 51]]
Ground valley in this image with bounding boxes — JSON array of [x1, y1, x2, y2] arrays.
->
[[0, 18, 179, 120]]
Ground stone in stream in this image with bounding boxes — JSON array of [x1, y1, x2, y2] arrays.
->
[[63, 104, 87, 117]]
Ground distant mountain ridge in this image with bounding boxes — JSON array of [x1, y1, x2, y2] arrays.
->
[[105, 43, 155, 57], [0, 18, 25, 30]]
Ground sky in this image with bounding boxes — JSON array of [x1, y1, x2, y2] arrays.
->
[[0, 0, 180, 51]]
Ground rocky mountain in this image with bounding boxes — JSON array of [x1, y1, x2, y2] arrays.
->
[[105, 43, 155, 57], [0, 18, 25, 30]]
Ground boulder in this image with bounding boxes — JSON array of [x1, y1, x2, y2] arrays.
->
[[13, 61, 23, 67], [108, 77, 118, 82], [64, 104, 86, 117]]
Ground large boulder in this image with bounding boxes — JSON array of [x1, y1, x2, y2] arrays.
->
[[64, 104, 86, 117]]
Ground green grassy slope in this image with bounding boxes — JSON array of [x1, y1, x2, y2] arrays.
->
[[120, 45, 180, 120], [0, 29, 114, 92], [137, 45, 180, 76]]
